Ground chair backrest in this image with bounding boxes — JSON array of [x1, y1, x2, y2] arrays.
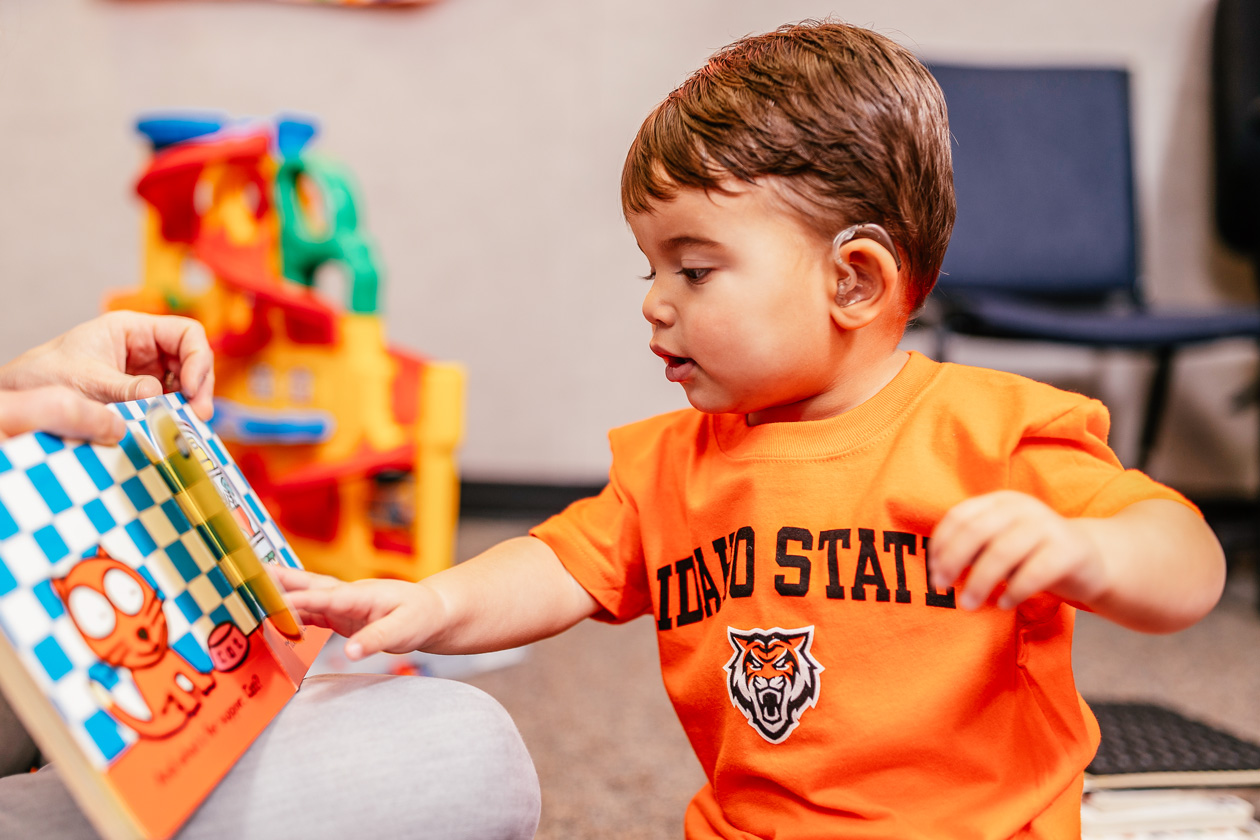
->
[[1212, 0, 1260, 256], [930, 64, 1138, 302]]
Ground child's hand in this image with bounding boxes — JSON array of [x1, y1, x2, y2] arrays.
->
[[275, 567, 446, 660], [0, 312, 215, 421], [929, 491, 1106, 611]]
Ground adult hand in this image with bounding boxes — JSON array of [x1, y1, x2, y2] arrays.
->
[[0, 311, 215, 422], [0, 386, 127, 445]]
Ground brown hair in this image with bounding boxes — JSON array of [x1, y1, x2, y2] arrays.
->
[[621, 20, 955, 314]]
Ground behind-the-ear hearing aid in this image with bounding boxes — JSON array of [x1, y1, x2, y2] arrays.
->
[[831, 223, 901, 306]]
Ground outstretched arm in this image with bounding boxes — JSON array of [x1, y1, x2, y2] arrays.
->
[[277, 536, 599, 659], [929, 492, 1226, 634]]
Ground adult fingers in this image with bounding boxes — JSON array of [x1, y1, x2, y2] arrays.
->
[[0, 387, 127, 444], [106, 313, 215, 420], [141, 315, 215, 420], [72, 362, 164, 407]]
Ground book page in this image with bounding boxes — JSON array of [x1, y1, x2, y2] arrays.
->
[[0, 394, 328, 840]]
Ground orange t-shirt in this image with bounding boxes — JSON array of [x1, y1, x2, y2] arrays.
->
[[531, 352, 1194, 840]]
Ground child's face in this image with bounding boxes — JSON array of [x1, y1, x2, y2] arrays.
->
[[630, 180, 845, 424]]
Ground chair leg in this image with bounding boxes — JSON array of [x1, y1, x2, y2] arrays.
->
[[1136, 347, 1174, 473], [1254, 341, 1260, 589]]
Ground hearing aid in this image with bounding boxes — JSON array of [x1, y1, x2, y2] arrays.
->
[[831, 223, 901, 306]]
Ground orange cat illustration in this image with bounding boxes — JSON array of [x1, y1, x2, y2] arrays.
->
[[53, 553, 216, 740]]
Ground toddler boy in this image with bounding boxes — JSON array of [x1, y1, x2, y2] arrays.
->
[[280, 20, 1225, 839]]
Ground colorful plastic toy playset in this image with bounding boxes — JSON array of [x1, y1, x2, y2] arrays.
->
[[106, 113, 464, 584]]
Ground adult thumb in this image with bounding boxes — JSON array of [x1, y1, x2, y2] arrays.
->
[[77, 365, 163, 406]]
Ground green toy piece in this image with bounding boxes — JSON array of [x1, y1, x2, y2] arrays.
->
[[275, 152, 382, 315]]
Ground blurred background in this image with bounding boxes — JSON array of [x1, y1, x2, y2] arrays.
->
[[1, 0, 1256, 496]]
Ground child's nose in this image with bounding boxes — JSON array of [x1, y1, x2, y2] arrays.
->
[[642, 281, 673, 327]]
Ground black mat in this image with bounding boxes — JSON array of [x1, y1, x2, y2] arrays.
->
[[1087, 701, 1260, 789]]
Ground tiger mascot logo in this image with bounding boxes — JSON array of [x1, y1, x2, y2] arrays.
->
[[724, 626, 823, 744]]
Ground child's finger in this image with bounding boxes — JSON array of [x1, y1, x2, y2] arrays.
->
[[291, 583, 393, 631], [274, 566, 341, 592], [995, 546, 1070, 609], [272, 566, 308, 591], [282, 587, 345, 615], [345, 608, 416, 660], [930, 496, 1012, 588], [957, 525, 1046, 610], [293, 608, 333, 630]]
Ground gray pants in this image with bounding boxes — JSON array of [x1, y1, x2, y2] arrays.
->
[[0, 674, 540, 839]]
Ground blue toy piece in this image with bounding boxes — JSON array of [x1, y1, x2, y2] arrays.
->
[[276, 117, 319, 159], [135, 114, 227, 151]]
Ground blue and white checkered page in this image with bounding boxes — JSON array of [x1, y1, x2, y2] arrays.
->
[[116, 393, 306, 575], [0, 393, 298, 769]]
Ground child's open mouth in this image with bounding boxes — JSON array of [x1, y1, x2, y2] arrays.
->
[[663, 355, 695, 383], [651, 344, 696, 383]]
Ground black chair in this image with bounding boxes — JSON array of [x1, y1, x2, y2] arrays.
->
[[1215, 0, 1260, 261], [928, 63, 1260, 474]]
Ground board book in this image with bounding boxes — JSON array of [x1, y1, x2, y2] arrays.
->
[[0, 394, 330, 840]]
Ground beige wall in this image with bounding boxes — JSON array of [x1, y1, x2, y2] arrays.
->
[[0, 0, 1255, 494]]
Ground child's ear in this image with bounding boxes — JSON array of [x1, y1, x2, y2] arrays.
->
[[830, 238, 900, 331]]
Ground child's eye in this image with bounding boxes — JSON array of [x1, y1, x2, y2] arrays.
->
[[640, 270, 656, 281], [679, 267, 712, 283]]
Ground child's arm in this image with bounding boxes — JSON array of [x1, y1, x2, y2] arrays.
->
[[275, 536, 599, 659], [928, 492, 1225, 634]]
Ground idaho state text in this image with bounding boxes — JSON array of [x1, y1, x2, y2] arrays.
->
[[655, 526, 955, 631]]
